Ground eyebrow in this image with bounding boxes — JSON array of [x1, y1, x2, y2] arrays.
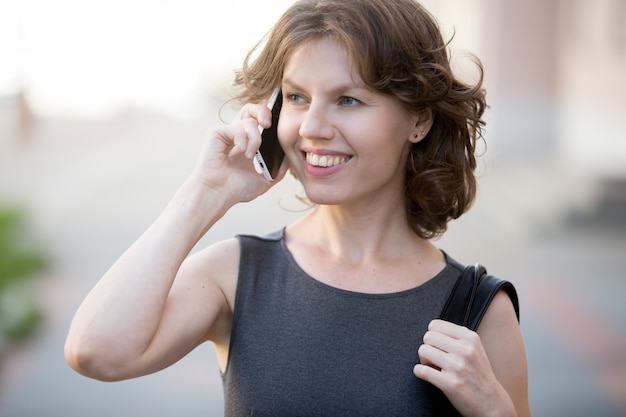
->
[[282, 77, 369, 94]]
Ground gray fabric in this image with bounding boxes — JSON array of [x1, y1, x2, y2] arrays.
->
[[222, 229, 463, 416]]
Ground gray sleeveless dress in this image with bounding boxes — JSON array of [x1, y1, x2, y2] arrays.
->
[[222, 229, 465, 416]]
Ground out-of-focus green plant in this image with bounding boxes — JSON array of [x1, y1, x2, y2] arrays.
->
[[0, 206, 48, 358]]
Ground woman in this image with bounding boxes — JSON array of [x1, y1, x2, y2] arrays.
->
[[65, 0, 530, 415]]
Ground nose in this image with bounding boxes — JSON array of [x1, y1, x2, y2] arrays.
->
[[298, 100, 335, 141]]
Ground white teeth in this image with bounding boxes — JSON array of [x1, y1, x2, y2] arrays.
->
[[306, 153, 349, 167]]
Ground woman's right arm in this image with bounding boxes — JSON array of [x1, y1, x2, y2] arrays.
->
[[64, 102, 286, 381]]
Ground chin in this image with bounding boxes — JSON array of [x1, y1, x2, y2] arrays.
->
[[301, 186, 349, 206]]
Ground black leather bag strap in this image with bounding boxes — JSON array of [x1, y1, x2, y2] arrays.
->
[[440, 264, 520, 331], [430, 264, 520, 416]]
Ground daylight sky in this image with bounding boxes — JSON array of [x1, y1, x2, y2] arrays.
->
[[0, 0, 296, 117], [0, 0, 465, 118]]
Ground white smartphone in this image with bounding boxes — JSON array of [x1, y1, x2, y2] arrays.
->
[[254, 87, 285, 181]]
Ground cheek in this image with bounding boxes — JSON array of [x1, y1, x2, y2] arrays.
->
[[277, 114, 299, 150]]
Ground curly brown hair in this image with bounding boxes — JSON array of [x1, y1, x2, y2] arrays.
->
[[234, 0, 487, 239]]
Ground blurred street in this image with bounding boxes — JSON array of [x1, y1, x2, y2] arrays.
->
[[0, 110, 624, 417]]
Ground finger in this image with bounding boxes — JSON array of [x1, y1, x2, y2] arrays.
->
[[228, 128, 247, 158], [243, 120, 264, 159], [416, 345, 441, 372], [423, 329, 457, 354], [413, 363, 446, 387], [418, 342, 447, 368], [414, 362, 469, 404], [424, 327, 484, 371], [414, 358, 460, 394], [419, 339, 475, 380], [221, 126, 247, 159], [225, 119, 263, 160], [416, 345, 467, 393], [238, 103, 272, 131], [428, 319, 474, 339]]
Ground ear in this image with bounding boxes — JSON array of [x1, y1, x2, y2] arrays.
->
[[409, 108, 434, 143]]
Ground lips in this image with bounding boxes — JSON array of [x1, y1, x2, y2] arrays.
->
[[305, 152, 351, 168]]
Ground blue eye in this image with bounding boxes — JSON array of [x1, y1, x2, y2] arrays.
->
[[341, 96, 361, 106], [286, 93, 306, 104]]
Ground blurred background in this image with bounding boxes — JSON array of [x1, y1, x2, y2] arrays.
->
[[0, 0, 625, 416]]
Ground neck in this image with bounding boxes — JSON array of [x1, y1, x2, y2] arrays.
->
[[300, 202, 426, 265], [285, 202, 444, 294]]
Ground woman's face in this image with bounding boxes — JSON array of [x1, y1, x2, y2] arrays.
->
[[278, 38, 420, 207]]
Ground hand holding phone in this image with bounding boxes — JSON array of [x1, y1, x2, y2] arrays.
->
[[254, 87, 285, 181]]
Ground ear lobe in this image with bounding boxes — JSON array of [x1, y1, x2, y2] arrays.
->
[[409, 109, 434, 143]]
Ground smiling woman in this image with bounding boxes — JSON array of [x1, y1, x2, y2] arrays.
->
[[1, 0, 293, 117]]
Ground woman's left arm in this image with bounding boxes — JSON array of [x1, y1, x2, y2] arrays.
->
[[414, 290, 531, 417]]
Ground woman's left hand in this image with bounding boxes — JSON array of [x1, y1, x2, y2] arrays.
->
[[413, 319, 516, 417]]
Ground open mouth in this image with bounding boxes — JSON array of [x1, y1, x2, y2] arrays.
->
[[305, 152, 351, 168]]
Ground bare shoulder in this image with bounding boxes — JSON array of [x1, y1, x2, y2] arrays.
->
[[478, 290, 531, 417], [477, 290, 525, 364], [478, 290, 519, 334]]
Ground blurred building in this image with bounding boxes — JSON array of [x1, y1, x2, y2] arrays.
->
[[484, 0, 626, 178], [430, 0, 626, 225], [495, 0, 626, 221]]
